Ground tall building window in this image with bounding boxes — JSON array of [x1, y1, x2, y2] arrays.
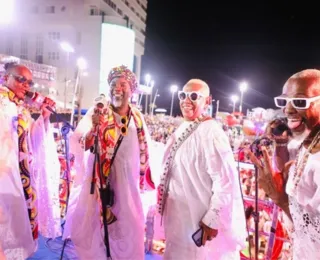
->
[[117, 8, 123, 15], [48, 32, 60, 40], [46, 6, 55, 13], [48, 52, 60, 60], [20, 35, 28, 60], [36, 34, 44, 63], [5, 36, 14, 55]]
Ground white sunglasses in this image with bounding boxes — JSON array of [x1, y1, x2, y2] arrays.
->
[[178, 91, 204, 102], [274, 95, 320, 109]]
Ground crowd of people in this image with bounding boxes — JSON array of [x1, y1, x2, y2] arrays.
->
[[144, 115, 182, 143], [1, 62, 320, 260]]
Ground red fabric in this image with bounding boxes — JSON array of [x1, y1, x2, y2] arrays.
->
[[145, 167, 155, 190]]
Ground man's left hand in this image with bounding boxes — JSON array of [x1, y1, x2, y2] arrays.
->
[[41, 97, 55, 119], [199, 221, 218, 246]]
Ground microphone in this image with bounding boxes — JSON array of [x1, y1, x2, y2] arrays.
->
[[250, 137, 273, 158], [93, 95, 109, 114], [271, 118, 292, 137], [25, 91, 55, 111]]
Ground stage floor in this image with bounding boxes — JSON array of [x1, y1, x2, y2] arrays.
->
[[27, 236, 163, 260]]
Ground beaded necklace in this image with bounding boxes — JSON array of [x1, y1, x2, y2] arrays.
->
[[291, 128, 320, 192]]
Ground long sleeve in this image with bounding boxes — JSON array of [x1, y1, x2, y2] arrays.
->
[[30, 114, 61, 238], [201, 125, 236, 230]]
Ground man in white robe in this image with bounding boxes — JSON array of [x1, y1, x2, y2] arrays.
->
[[64, 66, 155, 260], [0, 63, 61, 259], [250, 69, 320, 259], [157, 79, 247, 260]]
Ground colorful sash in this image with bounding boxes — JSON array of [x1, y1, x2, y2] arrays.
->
[[97, 105, 149, 189], [7, 89, 38, 240]]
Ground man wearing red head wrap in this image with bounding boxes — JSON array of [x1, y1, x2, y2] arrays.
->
[[64, 65, 156, 260]]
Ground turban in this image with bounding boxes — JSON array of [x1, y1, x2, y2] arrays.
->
[[107, 65, 138, 93]]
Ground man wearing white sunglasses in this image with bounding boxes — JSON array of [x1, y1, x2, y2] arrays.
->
[[157, 79, 246, 260], [250, 69, 320, 259]]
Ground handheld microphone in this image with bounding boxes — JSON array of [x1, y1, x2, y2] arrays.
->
[[25, 91, 55, 111], [93, 95, 109, 114], [250, 137, 273, 158], [271, 118, 292, 137]]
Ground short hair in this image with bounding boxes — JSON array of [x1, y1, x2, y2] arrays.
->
[[287, 69, 320, 95], [184, 79, 210, 97]]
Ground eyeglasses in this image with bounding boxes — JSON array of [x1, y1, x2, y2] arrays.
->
[[10, 74, 34, 87], [274, 95, 320, 109], [178, 91, 204, 102]]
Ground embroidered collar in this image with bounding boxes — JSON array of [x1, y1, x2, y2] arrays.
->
[[157, 115, 211, 215]]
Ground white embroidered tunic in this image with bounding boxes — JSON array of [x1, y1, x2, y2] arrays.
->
[[286, 147, 320, 260], [162, 120, 247, 260]]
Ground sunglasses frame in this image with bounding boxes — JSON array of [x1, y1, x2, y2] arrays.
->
[[274, 95, 320, 109], [10, 74, 35, 87], [178, 91, 204, 102]]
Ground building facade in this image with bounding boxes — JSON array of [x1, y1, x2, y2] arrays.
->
[[0, 0, 148, 109]]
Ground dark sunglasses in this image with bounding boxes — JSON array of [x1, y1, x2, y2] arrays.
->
[[10, 74, 34, 87], [120, 116, 128, 136]]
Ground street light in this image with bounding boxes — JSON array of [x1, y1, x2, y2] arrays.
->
[[143, 74, 152, 114], [149, 80, 155, 114], [70, 57, 87, 126], [60, 41, 75, 109], [145, 74, 151, 85], [239, 82, 248, 113], [77, 57, 87, 70], [170, 85, 178, 117], [60, 42, 75, 53], [151, 89, 160, 116], [231, 95, 239, 113]]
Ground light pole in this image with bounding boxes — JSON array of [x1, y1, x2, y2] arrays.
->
[[216, 100, 220, 117], [149, 80, 155, 114], [60, 41, 75, 109], [144, 74, 151, 114], [231, 95, 239, 113], [70, 57, 87, 126], [151, 89, 160, 116], [239, 82, 248, 113], [170, 85, 178, 117]]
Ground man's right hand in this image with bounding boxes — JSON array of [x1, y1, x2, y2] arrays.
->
[[92, 112, 104, 128], [247, 146, 291, 207]]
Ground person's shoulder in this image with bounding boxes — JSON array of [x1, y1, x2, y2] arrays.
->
[[200, 118, 225, 132]]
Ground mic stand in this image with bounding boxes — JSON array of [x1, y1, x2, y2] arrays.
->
[[90, 128, 113, 259], [252, 165, 259, 260], [47, 107, 75, 224], [45, 107, 75, 260]]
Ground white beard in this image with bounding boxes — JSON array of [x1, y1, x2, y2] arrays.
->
[[112, 96, 123, 108]]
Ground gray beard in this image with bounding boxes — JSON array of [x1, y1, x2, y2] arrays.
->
[[112, 97, 123, 108]]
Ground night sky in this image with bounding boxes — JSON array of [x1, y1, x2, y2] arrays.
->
[[141, 1, 320, 116]]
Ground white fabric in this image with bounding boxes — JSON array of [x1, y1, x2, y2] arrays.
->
[[162, 120, 247, 260], [286, 147, 320, 260], [287, 129, 310, 160], [30, 116, 62, 239], [64, 107, 156, 260], [0, 88, 61, 260]]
